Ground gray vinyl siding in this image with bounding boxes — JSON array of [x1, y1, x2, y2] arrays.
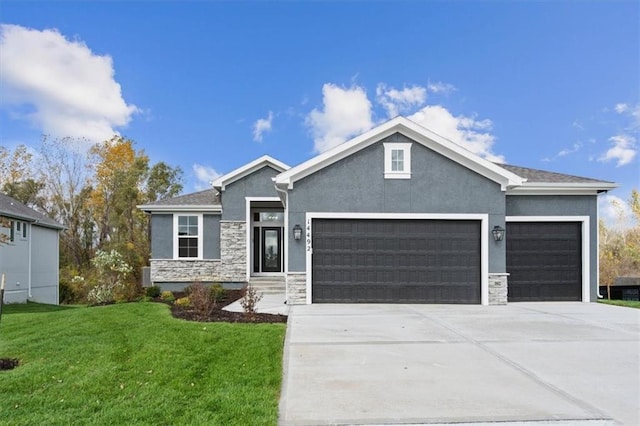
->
[[151, 214, 173, 259], [287, 133, 507, 273], [151, 213, 220, 259], [30, 225, 59, 305], [221, 166, 282, 220], [505, 195, 599, 301]]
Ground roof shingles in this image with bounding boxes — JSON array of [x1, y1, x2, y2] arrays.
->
[[0, 193, 64, 229]]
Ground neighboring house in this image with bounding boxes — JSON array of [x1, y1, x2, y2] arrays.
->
[[139, 116, 616, 305], [0, 193, 64, 305]]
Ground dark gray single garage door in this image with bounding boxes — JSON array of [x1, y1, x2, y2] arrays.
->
[[506, 222, 582, 302], [312, 219, 481, 303]]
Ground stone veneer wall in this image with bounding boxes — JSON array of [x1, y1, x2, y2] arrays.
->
[[488, 273, 509, 305], [287, 273, 307, 304], [150, 259, 221, 282], [219, 221, 247, 282]]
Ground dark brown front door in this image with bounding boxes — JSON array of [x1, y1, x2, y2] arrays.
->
[[261, 227, 282, 272]]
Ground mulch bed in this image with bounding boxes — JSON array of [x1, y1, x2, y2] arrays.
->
[[0, 358, 19, 371], [167, 290, 288, 324]]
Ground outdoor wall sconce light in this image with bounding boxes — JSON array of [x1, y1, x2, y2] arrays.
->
[[293, 224, 302, 241], [492, 225, 505, 242]]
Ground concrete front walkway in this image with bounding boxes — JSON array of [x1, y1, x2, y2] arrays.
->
[[279, 303, 640, 426], [223, 292, 289, 315]]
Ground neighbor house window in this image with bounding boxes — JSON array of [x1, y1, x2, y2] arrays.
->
[[174, 214, 202, 259], [383, 143, 412, 179]]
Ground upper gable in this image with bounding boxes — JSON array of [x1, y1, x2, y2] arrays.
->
[[288, 133, 506, 215], [275, 116, 524, 192], [220, 165, 284, 220]]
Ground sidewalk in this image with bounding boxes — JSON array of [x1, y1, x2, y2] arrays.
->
[[223, 292, 290, 315]]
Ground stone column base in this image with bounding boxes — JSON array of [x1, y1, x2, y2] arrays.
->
[[286, 273, 307, 304], [488, 273, 509, 305]]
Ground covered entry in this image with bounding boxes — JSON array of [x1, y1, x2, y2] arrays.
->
[[311, 218, 481, 303], [506, 221, 583, 301]]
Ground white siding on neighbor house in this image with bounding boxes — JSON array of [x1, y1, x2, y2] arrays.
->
[[0, 222, 30, 303], [30, 225, 60, 305], [0, 223, 60, 305]]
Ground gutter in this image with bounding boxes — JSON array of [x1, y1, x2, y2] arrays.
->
[[28, 222, 32, 299]]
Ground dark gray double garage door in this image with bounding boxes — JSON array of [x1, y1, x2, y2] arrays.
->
[[311, 219, 583, 304], [312, 219, 481, 303]]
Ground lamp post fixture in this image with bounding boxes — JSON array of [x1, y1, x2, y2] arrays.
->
[[293, 224, 302, 241], [492, 225, 505, 242]]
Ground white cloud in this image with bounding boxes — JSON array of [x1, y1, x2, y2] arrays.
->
[[427, 81, 456, 94], [599, 134, 637, 167], [614, 103, 629, 114], [376, 84, 427, 118], [252, 111, 274, 142], [599, 194, 635, 230], [306, 83, 373, 153], [0, 24, 138, 143], [192, 164, 221, 191], [408, 105, 504, 162]]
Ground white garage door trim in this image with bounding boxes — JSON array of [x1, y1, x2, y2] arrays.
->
[[305, 212, 489, 305], [505, 216, 590, 303]]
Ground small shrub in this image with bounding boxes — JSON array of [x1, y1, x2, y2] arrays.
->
[[175, 297, 191, 307], [146, 285, 161, 298], [210, 283, 226, 302], [87, 283, 115, 305], [160, 291, 175, 303], [58, 281, 77, 304], [240, 283, 263, 315], [186, 282, 215, 315]]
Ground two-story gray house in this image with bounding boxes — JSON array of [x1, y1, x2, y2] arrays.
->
[[0, 193, 64, 305], [139, 117, 616, 305]]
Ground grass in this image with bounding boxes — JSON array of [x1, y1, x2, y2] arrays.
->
[[598, 299, 640, 309], [0, 302, 286, 425]]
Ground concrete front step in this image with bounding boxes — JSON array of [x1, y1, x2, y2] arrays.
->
[[249, 276, 285, 295]]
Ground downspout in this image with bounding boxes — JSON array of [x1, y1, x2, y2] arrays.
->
[[28, 222, 32, 299]]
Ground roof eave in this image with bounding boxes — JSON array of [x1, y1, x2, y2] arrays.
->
[[137, 204, 222, 213], [507, 182, 618, 195], [213, 155, 290, 191]]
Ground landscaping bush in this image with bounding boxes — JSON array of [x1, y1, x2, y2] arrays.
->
[[186, 282, 215, 315], [175, 297, 191, 307], [210, 283, 226, 302], [86, 250, 133, 305], [160, 291, 175, 303], [145, 285, 161, 298], [240, 283, 263, 315], [58, 280, 77, 304]]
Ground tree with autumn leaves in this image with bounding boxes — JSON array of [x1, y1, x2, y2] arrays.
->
[[0, 136, 183, 302], [599, 190, 640, 296]]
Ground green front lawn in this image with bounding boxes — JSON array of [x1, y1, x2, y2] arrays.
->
[[598, 299, 640, 309], [0, 302, 286, 425]]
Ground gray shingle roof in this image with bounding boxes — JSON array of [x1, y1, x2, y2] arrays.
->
[[498, 164, 614, 184], [0, 193, 64, 229], [142, 189, 221, 207]]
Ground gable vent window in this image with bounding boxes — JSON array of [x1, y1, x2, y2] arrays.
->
[[384, 143, 412, 179], [174, 214, 202, 259]]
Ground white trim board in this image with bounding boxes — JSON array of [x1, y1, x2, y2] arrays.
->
[[505, 215, 591, 303], [304, 212, 490, 305]]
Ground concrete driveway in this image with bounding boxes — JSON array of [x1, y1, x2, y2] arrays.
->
[[279, 303, 640, 425]]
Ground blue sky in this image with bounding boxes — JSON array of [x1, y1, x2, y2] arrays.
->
[[1, 1, 638, 225]]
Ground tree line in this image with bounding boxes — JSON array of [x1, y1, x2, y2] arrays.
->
[[0, 136, 183, 302]]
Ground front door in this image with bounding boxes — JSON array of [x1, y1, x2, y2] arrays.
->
[[261, 227, 282, 272]]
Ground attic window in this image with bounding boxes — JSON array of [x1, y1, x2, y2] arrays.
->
[[383, 143, 412, 179]]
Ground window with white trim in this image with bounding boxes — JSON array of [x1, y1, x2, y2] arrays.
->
[[383, 142, 412, 179], [174, 214, 202, 259]]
